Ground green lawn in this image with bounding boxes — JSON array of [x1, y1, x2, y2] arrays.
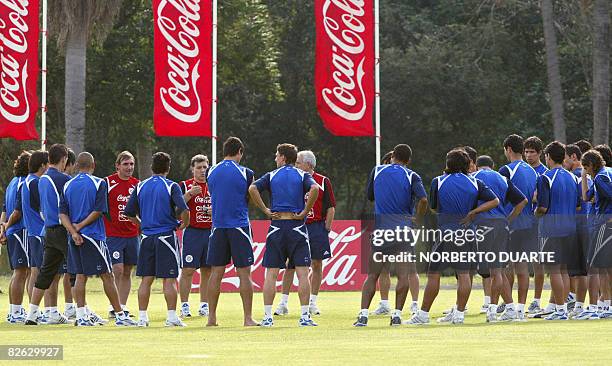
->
[[0, 276, 610, 365]]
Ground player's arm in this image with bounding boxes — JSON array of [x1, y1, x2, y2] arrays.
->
[[249, 173, 273, 218], [0, 209, 6, 244], [412, 174, 428, 225], [4, 187, 23, 231], [506, 180, 528, 223], [461, 180, 499, 225], [182, 181, 201, 202], [581, 173, 591, 202], [171, 183, 190, 230], [124, 185, 141, 225], [59, 196, 83, 245], [295, 182, 319, 220], [534, 175, 549, 217]]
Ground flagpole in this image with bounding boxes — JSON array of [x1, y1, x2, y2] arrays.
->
[[41, 0, 48, 151], [211, 0, 218, 165], [374, 0, 381, 164]]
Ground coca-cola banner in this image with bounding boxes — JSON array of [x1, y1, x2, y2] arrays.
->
[[188, 220, 367, 292], [153, 0, 212, 137], [315, 0, 375, 136], [0, 0, 39, 140]]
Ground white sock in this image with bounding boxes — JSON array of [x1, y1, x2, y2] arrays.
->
[[301, 305, 309, 316], [411, 300, 418, 307], [506, 303, 515, 311], [139, 311, 148, 321], [533, 298, 541, 306], [455, 310, 465, 319], [85, 306, 91, 316], [568, 292, 576, 300], [517, 303, 525, 313], [545, 303, 556, 312], [575, 302, 583, 309], [76, 307, 86, 320], [167, 310, 179, 321], [121, 304, 127, 311], [380, 299, 389, 307], [10, 304, 20, 315], [489, 304, 498, 313], [359, 309, 369, 317], [417, 310, 429, 319], [280, 294, 289, 305], [264, 305, 273, 318], [309, 294, 317, 305], [484, 296, 491, 305], [65, 303, 75, 310], [48, 306, 57, 313], [200, 302, 208, 308], [27, 304, 39, 321], [598, 300, 605, 310], [392, 309, 402, 318]]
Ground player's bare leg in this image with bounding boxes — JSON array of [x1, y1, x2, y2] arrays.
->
[[237, 266, 258, 326], [206, 266, 224, 326]]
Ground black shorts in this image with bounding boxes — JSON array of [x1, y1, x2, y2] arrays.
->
[[539, 235, 576, 272], [427, 234, 476, 273], [590, 223, 612, 269], [508, 226, 538, 259], [44, 225, 68, 256], [476, 220, 509, 271], [569, 226, 589, 277]]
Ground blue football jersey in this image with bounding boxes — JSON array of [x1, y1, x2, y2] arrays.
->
[[3, 176, 26, 235], [472, 168, 526, 223], [39, 168, 71, 230], [60, 173, 108, 241], [254, 165, 316, 213], [207, 159, 254, 228], [18, 174, 44, 237], [499, 160, 538, 230], [536, 167, 580, 237]]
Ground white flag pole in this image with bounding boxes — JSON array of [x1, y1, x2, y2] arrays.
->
[[211, 0, 218, 164], [374, 0, 381, 164], [41, 0, 48, 151]]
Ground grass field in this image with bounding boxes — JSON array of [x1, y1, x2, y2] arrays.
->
[[0, 276, 611, 365]]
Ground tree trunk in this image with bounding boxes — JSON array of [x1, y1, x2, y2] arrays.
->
[[136, 142, 153, 180], [64, 28, 87, 154], [541, 0, 566, 142], [592, 0, 610, 145]]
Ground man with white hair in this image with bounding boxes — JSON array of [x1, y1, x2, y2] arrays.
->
[[275, 150, 336, 316]]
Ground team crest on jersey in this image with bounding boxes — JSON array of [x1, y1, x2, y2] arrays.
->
[[185, 255, 193, 263], [128, 187, 134, 194], [113, 251, 120, 259]]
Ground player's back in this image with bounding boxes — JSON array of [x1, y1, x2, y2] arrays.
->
[[63, 173, 107, 240], [207, 159, 253, 228], [500, 160, 537, 230], [39, 167, 70, 228], [134, 176, 181, 234], [432, 173, 481, 230], [263, 165, 311, 213], [371, 164, 421, 216], [4, 176, 25, 235], [538, 167, 578, 237], [472, 169, 509, 221], [21, 174, 44, 236]]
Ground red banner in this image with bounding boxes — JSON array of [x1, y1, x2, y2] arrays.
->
[[0, 0, 39, 140], [153, 0, 212, 137], [188, 220, 367, 292], [314, 0, 374, 136]]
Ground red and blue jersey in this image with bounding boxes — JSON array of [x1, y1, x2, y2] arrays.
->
[[104, 173, 140, 238], [306, 172, 336, 224], [180, 178, 212, 229]]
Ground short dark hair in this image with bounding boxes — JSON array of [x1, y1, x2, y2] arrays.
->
[[463, 146, 477, 164], [13, 151, 31, 177], [392, 144, 412, 164], [476, 155, 495, 169], [66, 148, 76, 167], [503, 134, 524, 154], [581, 150, 605, 173], [151, 152, 171, 174], [565, 144, 582, 160], [524, 136, 544, 153], [544, 141, 566, 164], [48, 144, 68, 165], [593, 144, 612, 167], [223, 137, 244, 157], [29, 151, 49, 173], [381, 151, 393, 165], [445, 149, 470, 174], [277, 143, 298, 164], [190, 154, 209, 167], [574, 140, 592, 154]]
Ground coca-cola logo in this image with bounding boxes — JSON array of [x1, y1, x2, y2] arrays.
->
[[116, 194, 130, 203], [0, 0, 31, 123], [321, 0, 367, 121], [157, 0, 202, 123]]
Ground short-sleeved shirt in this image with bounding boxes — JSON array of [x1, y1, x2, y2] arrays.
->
[[124, 176, 188, 236], [180, 178, 212, 229], [472, 168, 526, 223], [536, 167, 580, 237], [207, 160, 254, 228], [3, 176, 26, 235], [39, 167, 71, 229], [533, 163, 548, 176], [306, 172, 336, 224], [17, 174, 44, 237], [254, 165, 316, 213], [430, 173, 497, 231], [499, 160, 538, 230], [103, 173, 140, 238], [588, 167, 612, 226], [60, 173, 109, 241]]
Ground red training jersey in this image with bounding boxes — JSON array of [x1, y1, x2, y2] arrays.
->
[[306, 172, 336, 224], [180, 178, 212, 229], [104, 173, 140, 237]]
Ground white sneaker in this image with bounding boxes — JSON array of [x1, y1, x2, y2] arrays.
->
[[137, 319, 149, 327], [45, 311, 69, 325], [480, 304, 489, 314], [451, 314, 464, 324], [89, 311, 108, 325], [165, 318, 187, 327], [180, 303, 192, 318], [437, 309, 455, 323], [198, 304, 209, 317], [410, 302, 419, 315], [309, 304, 320, 315], [64, 307, 76, 320], [569, 307, 584, 319], [514, 310, 526, 322], [498, 308, 517, 322], [404, 313, 429, 325], [273, 303, 288, 316], [373, 303, 391, 315], [486, 311, 497, 323]]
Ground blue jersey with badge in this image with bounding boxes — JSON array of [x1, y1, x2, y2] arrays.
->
[[60, 173, 109, 241], [39, 168, 71, 229], [499, 160, 538, 230], [588, 168, 612, 226], [472, 168, 526, 222], [207, 160, 254, 228], [430, 173, 497, 230], [536, 167, 580, 237], [124, 175, 188, 236], [17, 174, 44, 237], [3, 176, 26, 235], [254, 165, 316, 213]]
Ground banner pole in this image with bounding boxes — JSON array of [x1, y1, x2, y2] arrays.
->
[[211, 0, 218, 164], [374, 0, 381, 164], [41, 0, 48, 151]]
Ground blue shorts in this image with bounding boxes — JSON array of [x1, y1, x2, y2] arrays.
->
[[307, 221, 331, 260], [509, 226, 538, 258], [136, 231, 181, 278], [107, 236, 139, 266], [208, 226, 254, 268], [263, 220, 311, 269], [7, 229, 29, 269], [71, 235, 113, 276], [66, 238, 78, 274], [28, 236, 44, 268], [181, 227, 211, 268]]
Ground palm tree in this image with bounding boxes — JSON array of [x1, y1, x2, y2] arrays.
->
[[541, 0, 566, 142], [48, 1, 124, 153], [592, 0, 610, 145]]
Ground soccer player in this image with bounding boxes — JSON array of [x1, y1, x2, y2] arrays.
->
[[125, 152, 190, 327], [406, 149, 499, 325], [249, 143, 319, 327], [535, 141, 581, 320], [578, 150, 612, 319], [499, 134, 538, 318], [354, 144, 428, 326], [59, 152, 136, 326], [1, 151, 31, 323], [523, 136, 547, 314], [206, 137, 258, 327], [472, 155, 528, 322], [104, 151, 140, 318], [60, 149, 77, 321], [275, 150, 336, 316], [179, 154, 212, 318]]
